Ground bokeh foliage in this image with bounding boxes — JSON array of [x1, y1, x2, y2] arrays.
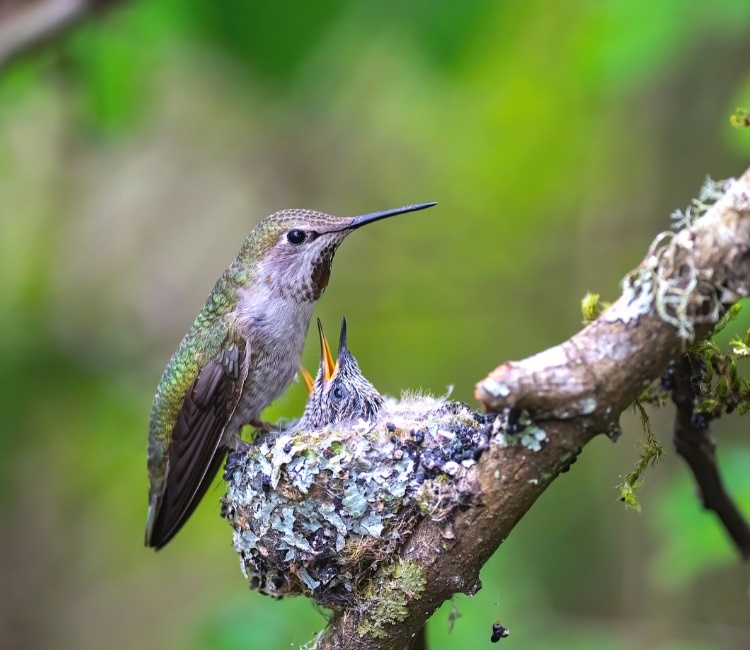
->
[[1, 1, 750, 648]]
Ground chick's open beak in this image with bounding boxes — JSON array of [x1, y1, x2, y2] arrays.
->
[[317, 318, 337, 384], [299, 365, 314, 396]]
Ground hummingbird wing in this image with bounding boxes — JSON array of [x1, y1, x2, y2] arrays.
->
[[145, 337, 249, 549]]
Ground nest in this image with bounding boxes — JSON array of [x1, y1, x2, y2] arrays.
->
[[221, 394, 542, 607]]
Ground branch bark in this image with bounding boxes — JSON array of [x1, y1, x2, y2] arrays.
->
[[318, 168, 750, 649], [0, 0, 120, 69]]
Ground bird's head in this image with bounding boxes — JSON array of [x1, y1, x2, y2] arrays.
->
[[240, 203, 436, 302], [299, 317, 383, 429]]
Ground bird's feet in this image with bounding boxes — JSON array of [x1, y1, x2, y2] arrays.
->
[[232, 420, 283, 452], [233, 438, 253, 453], [232, 420, 282, 452], [249, 418, 282, 433]]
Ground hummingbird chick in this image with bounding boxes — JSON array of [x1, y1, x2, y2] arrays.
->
[[146, 202, 436, 550], [298, 317, 383, 430]]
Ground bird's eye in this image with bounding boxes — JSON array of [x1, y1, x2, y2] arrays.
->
[[332, 385, 346, 401], [287, 230, 306, 245]]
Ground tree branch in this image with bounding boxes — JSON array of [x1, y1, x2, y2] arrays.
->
[[0, 0, 120, 69], [315, 169, 750, 649], [671, 355, 750, 558]]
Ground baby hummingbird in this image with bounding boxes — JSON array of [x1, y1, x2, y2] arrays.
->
[[146, 203, 435, 549], [299, 317, 383, 429]]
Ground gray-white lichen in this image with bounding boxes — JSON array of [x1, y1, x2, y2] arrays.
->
[[670, 175, 730, 231], [221, 394, 544, 610], [605, 176, 732, 339]]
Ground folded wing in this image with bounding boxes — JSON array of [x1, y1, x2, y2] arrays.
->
[[146, 339, 248, 549]]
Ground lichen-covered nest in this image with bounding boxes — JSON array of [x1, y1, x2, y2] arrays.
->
[[221, 394, 545, 606]]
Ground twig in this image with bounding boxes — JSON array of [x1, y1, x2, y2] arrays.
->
[[0, 0, 120, 69], [672, 355, 750, 559]]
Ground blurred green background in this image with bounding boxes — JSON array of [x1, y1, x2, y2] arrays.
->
[[1, 1, 750, 648]]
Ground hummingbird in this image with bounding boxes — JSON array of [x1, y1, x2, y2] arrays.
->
[[299, 317, 383, 429], [146, 202, 436, 549]]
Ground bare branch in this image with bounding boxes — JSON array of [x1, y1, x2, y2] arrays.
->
[[0, 0, 120, 69]]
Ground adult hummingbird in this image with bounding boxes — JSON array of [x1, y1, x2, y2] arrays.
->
[[299, 317, 383, 429], [146, 202, 436, 549]]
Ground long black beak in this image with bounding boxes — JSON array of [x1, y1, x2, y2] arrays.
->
[[348, 202, 437, 229]]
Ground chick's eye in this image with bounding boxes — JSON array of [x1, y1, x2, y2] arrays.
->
[[332, 386, 345, 401], [287, 230, 306, 245]]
